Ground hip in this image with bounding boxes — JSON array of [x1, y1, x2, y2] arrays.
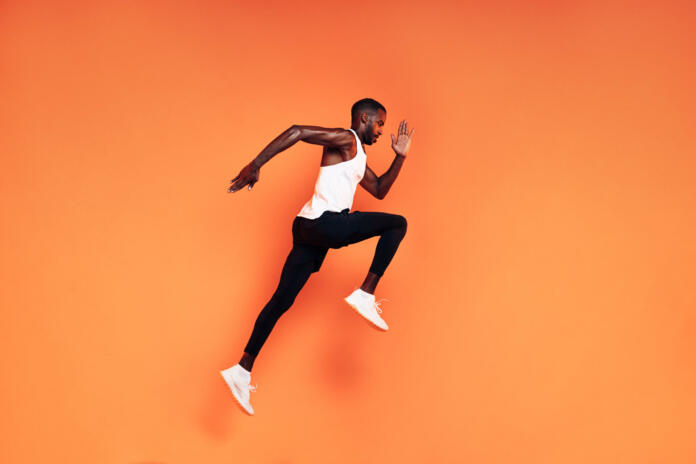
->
[[293, 208, 355, 247]]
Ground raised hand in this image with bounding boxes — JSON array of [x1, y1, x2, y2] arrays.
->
[[228, 162, 260, 193], [390, 119, 414, 157]]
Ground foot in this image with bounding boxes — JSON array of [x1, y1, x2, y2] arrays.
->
[[220, 364, 257, 415], [344, 288, 389, 331]]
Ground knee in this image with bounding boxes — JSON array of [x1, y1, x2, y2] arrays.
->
[[396, 215, 407, 234], [386, 214, 407, 241]]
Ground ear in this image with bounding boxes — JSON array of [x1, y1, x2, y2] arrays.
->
[[360, 112, 370, 124]]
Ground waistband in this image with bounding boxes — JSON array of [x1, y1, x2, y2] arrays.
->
[[296, 208, 350, 221]]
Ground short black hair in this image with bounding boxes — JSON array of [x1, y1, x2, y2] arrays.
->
[[351, 98, 386, 122]]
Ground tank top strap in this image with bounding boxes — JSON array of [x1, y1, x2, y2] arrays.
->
[[347, 128, 365, 156]]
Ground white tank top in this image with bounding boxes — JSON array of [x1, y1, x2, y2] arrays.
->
[[297, 128, 367, 219]]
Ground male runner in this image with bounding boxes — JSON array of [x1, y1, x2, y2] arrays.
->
[[220, 98, 413, 415]]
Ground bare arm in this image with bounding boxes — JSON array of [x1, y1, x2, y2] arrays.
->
[[360, 158, 405, 200], [228, 125, 353, 193], [251, 125, 352, 169], [359, 120, 413, 199]]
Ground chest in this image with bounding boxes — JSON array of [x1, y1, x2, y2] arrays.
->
[[318, 151, 366, 182]]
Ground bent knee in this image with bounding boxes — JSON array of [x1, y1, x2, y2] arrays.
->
[[396, 214, 407, 232], [391, 214, 407, 236]]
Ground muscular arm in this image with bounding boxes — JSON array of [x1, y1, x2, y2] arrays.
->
[[229, 125, 353, 193], [251, 125, 353, 168], [360, 156, 406, 200]]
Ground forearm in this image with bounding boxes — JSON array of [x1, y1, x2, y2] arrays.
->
[[377, 153, 406, 199], [251, 126, 302, 168]]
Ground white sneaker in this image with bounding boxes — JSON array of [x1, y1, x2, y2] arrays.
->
[[219, 364, 257, 415], [344, 288, 389, 331]]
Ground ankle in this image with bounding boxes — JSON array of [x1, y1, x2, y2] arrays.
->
[[359, 271, 380, 294], [239, 352, 255, 372]]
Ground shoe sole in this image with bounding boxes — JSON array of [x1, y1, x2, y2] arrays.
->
[[344, 298, 388, 332], [219, 371, 254, 416]]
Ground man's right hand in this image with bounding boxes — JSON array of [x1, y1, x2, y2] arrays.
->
[[228, 162, 260, 193]]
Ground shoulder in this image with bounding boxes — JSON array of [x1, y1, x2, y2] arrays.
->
[[334, 127, 356, 146]]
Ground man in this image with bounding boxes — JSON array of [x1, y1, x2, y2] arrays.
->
[[220, 98, 413, 415]]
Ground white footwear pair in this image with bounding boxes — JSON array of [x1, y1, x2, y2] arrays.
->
[[220, 364, 257, 415], [344, 288, 389, 331]]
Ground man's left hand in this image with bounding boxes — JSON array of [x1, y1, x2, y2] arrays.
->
[[391, 119, 414, 157]]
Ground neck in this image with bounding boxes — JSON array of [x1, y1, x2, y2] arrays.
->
[[350, 126, 365, 145]]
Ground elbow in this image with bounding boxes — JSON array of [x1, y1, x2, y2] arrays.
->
[[289, 125, 303, 141], [376, 181, 386, 200]]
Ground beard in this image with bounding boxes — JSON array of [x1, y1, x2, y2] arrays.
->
[[365, 124, 376, 145]]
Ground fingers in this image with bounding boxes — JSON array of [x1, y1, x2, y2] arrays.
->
[[228, 174, 241, 192], [228, 177, 259, 193], [228, 179, 247, 193], [392, 120, 412, 143], [398, 119, 410, 136]]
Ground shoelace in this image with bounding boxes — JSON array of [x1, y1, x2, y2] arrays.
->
[[374, 298, 389, 314], [350, 287, 389, 314], [238, 375, 258, 393]]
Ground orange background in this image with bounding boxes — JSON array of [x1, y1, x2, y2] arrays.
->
[[1, 1, 695, 463]]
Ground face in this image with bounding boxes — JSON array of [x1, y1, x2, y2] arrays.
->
[[363, 109, 386, 145]]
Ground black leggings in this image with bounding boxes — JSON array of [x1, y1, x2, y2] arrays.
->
[[243, 208, 407, 357]]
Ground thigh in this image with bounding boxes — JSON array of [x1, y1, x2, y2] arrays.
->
[[303, 211, 404, 249], [280, 241, 329, 279], [294, 210, 405, 249], [293, 213, 345, 249], [339, 211, 406, 246]]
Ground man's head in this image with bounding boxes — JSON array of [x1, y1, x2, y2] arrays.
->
[[351, 98, 386, 145]]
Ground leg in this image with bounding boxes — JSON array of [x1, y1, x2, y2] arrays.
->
[[240, 242, 328, 371], [360, 271, 381, 294], [340, 211, 408, 293], [298, 210, 406, 332]]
